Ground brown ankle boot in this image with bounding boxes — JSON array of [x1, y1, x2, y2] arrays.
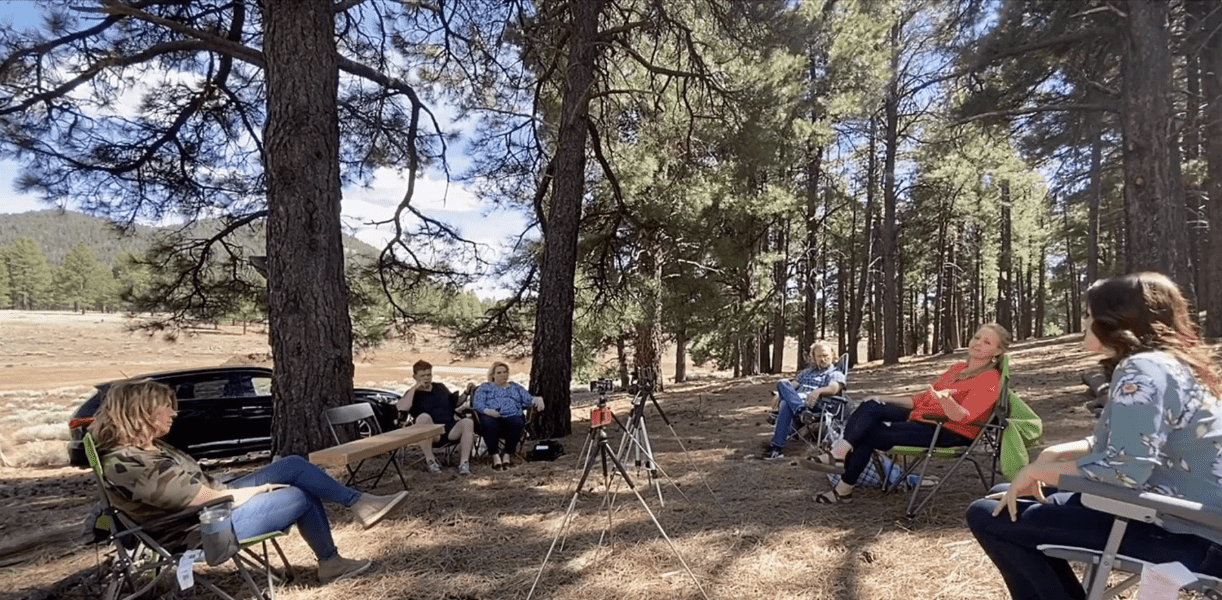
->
[[349, 491, 408, 529], [317, 555, 372, 584]]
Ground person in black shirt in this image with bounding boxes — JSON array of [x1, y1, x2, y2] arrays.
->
[[396, 360, 476, 475]]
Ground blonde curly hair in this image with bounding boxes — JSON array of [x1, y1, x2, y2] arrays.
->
[[88, 380, 177, 450]]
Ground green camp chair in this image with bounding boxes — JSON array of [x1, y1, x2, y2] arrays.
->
[[879, 354, 1014, 519], [84, 433, 292, 600]]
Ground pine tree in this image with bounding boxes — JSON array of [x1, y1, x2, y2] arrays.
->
[[3, 237, 53, 310], [53, 243, 103, 312]]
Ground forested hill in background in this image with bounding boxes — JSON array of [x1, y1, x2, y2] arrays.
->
[[0, 210, 378, 265], [0, 210, 487, 353]]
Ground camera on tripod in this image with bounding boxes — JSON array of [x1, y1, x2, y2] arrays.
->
[[632, 366, 656, 393], [589, 378, 614, 395]]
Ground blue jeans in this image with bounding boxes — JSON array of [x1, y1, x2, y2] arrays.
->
[[770, 379, 807, 448], [478, 413, 526, 455], [967, 483, 1221, 600], [840, 401, 969, 486], [227, 455, 362, 560]]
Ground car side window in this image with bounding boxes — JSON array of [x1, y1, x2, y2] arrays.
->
[[251, 376, 272, 396], [192, 379, 227, 399]]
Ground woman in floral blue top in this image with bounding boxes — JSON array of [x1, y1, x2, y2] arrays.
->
[[473, 361, 544, 470], [967, 272, 1222, 600]]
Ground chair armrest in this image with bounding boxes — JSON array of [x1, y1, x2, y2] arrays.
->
[[920, 414, 950, 423], [1057, 476, 1222, 531]]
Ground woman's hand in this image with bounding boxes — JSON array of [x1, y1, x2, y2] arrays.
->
[[988, 460, 1079, 522], [928, 384, 968, 420], [483, 409, 501, 418], [532, 397, 545, 411], [989, 465, 1047, 522]]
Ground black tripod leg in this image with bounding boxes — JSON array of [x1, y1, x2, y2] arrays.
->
[[529, 428, 611, 600]]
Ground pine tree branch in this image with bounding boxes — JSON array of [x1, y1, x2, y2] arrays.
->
[[954, 103, 1114, 124]]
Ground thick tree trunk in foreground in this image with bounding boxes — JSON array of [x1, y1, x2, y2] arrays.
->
[[1202, 0, 1222, 336], [263, 0, 353, 457], [529, 0, 605, 437], [1121, 0, 1189, 291]]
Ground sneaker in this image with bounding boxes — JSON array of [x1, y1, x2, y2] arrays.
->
[[458, 462, 471, 476], [350, 491, 408, 529], [426, 461, 442, 473], [761, 446, 785, 460], [317, 555, 372, 584]]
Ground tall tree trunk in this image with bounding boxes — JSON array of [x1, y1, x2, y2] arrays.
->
[[941, 225, 957, 354], [529, 0, 605, 437], [869, 213, 884, 362], [1062, 198, 1081, 333], [1086, 124, 1103, 286], [616, 333, 630, 390], [264, 0, 352, 457], [634, 235, 663, 391], [1121, 0, 1190, 290], [881, 23, 901, 365], [846, 119, 878, 367], [1201, 0, 1222, 336], [1036, 214, 1047, 337], [771, 224, 786, 373], [674, 327, 688, 383], [996, 179, 1013, 333], [801, 146, 823, 369]]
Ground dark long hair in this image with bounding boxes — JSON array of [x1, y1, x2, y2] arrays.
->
[[1085, 272, 1222, 399]]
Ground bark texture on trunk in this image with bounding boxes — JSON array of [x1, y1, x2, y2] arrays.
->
[[263, 0, 353, 456], [528, 0, 605, 437], [1121, 0, 1189, 289], [1199, 0, 1222, 336]]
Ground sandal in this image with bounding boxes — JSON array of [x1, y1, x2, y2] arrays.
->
[[800, 450, 846, 475], [814, 489, 853, 504]]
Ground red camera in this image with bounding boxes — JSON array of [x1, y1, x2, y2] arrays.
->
[[590, 406, 613, 428]]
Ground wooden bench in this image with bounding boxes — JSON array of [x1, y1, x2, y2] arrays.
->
[[309, 423, 443, 487]]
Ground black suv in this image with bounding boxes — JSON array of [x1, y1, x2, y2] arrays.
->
[[67, 365, 401, 467]]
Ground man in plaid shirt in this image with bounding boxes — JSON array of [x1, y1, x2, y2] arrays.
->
[[761, 341, 845, 460]]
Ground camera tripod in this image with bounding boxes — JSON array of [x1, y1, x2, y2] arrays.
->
[[614, 368, 677, 505], [526, 391, 710, 600]]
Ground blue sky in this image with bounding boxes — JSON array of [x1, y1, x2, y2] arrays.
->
[[0, 1, 528, 298]]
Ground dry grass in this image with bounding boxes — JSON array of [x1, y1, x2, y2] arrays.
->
[[0, 387, 90, 468], [2, 334, 1112, 600]]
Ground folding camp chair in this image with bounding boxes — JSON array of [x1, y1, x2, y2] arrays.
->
[[83, 433, 291, 600], [879, 354, 1012, 519], [793, 353, 853, 451], [398, 389, 468, 468], [1039, 476, 1222, 600], [324, 403, 408, 489]]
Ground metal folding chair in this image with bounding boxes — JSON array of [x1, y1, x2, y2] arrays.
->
[[324, 403, 408, 489], [83, 433, 291, 600], [1039, 476, 1222, 600]]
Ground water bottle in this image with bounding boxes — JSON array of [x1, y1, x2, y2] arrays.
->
[[199, 504, 238, 566]]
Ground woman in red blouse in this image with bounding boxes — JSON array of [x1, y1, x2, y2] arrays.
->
[[803, 323, 1011, 504]]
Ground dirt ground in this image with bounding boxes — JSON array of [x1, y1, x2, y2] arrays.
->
[[0, 311, 1109, 600]]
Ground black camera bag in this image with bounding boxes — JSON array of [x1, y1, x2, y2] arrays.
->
[[526, 439, 565, 462]]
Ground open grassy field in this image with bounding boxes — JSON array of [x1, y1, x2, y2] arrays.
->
[[0, 311, 1105, 600]]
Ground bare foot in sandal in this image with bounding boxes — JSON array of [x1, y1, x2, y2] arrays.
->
[[801, 449, 845, 474], [814, 489, 853, 504]]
